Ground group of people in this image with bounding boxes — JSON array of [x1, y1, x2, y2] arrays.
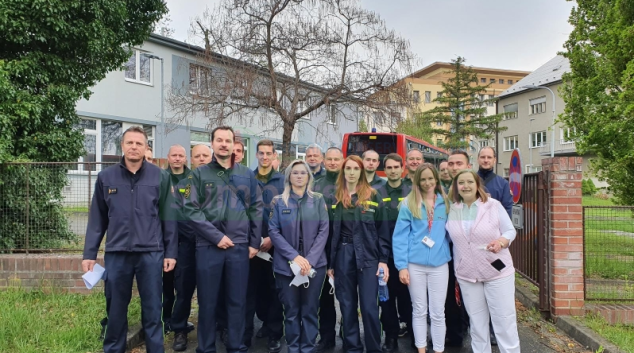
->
[[82, 125, 519, 353]]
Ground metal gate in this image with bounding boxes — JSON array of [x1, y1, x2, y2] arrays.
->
[[508, 171, 550, 312]]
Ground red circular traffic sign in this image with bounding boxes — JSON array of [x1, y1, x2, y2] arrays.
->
[[509, 149, 522, 204]]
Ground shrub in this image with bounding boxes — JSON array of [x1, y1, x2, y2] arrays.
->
[[582, 178, 597, 196]]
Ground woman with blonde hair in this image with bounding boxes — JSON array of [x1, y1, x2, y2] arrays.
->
[[392, 163, 451, 353], [446, 170, 519, 353], [327, 155, 390, 353], [268, 159, 330, 353]]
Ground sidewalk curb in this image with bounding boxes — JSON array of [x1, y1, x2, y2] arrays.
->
[[125, 323, 145, 351], [515, 281, 625, 353]]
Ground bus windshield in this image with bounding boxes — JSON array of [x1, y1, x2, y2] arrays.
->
[[346, 134, 397, 172]]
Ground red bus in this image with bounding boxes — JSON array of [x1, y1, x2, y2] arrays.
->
[[342, 132, 449, 177]]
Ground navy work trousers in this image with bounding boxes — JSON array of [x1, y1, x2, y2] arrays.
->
[[245, 256, 284, 343], [103, 251, 164, 353], [318, 276, 337, 341], [380, 258, 413, 339], [171, 240, 197, 333], [276, 266, 326, 353], [162, 268, 175, 324], [196, 244, 250, 353], [334, 244, 382, 353]]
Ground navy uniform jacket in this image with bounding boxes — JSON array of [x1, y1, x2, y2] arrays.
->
[[369, 173, 386, 189], [312, 166, 326, 180], [183, 158, 263, 249], [477, 168, 513, 218], [313, 170, 339, 265], [254, 168, 285, 240], [330, 192, 391, 270], [376, 180, 412, 240], [268, 192, 329, 276], [83, 158, 178, 260], [168, 166, 197, 243]]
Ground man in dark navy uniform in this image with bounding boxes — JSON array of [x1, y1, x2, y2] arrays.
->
[[312, 147, 344, 353], [306, 144, 326, 179], [183, 126, 263, 353], [362, 149, 386, 189], [245, 139, 285, 352], [375, 153, 413, 353], [83, 126, 177, 353]]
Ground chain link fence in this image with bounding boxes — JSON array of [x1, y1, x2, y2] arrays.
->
[[583, 206, 634, 301], [0, 162, 116, 253]]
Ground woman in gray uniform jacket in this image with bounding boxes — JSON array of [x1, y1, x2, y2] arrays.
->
[[268, 159, 330, 353]]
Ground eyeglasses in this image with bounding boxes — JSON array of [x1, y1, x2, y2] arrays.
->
[[291, 171, 308, 176]]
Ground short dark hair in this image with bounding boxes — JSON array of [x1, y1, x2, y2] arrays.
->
[[383, 153, 403, 167], [362, 149, 378, 159], [478, 146, 497, 158], [438, 159, 447, 164], [406, 148, 423, 157], [256, 139, 274, 152], [450, 150, 469, 163], [234, 139, 245, 149], [211, 126, 234, 141], [122, 126, 148, 144]]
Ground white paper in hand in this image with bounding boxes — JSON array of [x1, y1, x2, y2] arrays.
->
[[289, 262, 309, 287], [82, 263, 105, 289], [256, 251, 272, 262]]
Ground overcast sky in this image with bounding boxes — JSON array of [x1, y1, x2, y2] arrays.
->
[[164, 0, 575, 72]]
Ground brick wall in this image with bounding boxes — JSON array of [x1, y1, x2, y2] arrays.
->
[[542, 156, 585, 316], [0, 254, 104, 293], [588, 304, 634, 325]]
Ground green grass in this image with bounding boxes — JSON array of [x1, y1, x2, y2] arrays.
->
[[63, 206, 89, 213], [581, 313, 634, 353], [0, 287, 141, 353], [583, 196, 615, 207]]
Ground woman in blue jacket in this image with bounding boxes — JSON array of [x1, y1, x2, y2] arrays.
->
[[268, 159, 330, 353], [392, 163, 451, 353]]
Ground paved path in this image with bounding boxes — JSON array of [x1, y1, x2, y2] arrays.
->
[[130, 300, 590, 353]]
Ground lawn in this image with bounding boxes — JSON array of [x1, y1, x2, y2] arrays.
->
[[581, 313, 634, 353], [582, 196, 634, 300], [0, 287, 141, 353]]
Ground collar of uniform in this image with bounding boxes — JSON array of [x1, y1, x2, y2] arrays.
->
[[119, 156, 147, 174], [254, 167, 275, 183], [211, 155, 234, 170], [325, 170, 339, 182]]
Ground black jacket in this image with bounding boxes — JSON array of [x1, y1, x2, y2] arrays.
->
[[183, 158, 263, 248], [254, 168, 285, 240], [83, 158, 177, 260], [477, 168, 513, 218], [330, 192, 391, 270], [376, 180, 412, 239], [168, 166, 197, 243]]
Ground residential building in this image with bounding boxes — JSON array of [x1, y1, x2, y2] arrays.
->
[[492, 55, 599, 185]]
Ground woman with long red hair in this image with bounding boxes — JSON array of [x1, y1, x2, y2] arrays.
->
[[327, 155, 390, 353]]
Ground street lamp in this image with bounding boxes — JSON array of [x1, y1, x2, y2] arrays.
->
[[146, 54, 164, 157], [529, 118, 536, 172], [521, 85, 556, 158]]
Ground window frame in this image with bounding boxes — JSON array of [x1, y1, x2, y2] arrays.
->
[[327, 103, 337, 125], [124, 49, 153, 86], [503, 135, 518, 151], [424, 91, 431, 103], [530, 130, 547, 148]]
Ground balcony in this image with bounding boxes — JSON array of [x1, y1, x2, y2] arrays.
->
[[539, 139, 577, 156]]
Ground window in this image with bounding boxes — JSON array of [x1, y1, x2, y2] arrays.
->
[[478, 94, 485, 106], [328, 104, 337, 124], [191, 131, 211, 146], [189, 64, 212, 96], [437, 92, 443, 99], [508, 79, 513, 84], [480, 77, 486, 83], [487, 95, 494, 107], [503, 135, 518, 151], [503, 168, 510, 177], [529, 96, 546, 115], [424, 91, 431, 103], [490, 78, 496, 83], [298, 98, 315, 120], [561, 127, 576, 144], [499, 79, 504, 84], [526, 165, 543, 173], [436, 139, 443, 146], [237, 137, 250, 166], [503, 103, 518, 120], [530, 131, 547, 148], [413, 90, 420, 103], [124, 50, 152, 84], [479, 140, 489, 149], [436, 120, 443, 127]]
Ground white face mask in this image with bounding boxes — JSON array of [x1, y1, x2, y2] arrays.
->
[[289, 262, 310, 288]]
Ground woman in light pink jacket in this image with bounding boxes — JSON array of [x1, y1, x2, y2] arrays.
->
[[445, 170, 519, 353]]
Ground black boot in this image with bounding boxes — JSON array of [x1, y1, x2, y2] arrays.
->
[[382, 337, 399, 353], [172, 332, 188, 351], [268, 338, 282, 353], [315, 335, 336, 353]]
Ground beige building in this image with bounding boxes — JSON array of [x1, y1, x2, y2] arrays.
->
[[492, 55, 598, 184]]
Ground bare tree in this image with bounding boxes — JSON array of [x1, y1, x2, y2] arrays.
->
[[166, 0, 415, 166]]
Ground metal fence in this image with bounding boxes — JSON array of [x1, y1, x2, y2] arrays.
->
[[508, 171, 550, 311], [583, 206, 634, 301], [0, 162, 116, 253]]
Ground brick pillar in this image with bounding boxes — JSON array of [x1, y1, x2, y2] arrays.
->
[[542, 157, 584, 316]]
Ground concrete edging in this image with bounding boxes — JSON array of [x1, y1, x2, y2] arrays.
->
[[515, 281, 625, 353], [126, 323, 145, 351]]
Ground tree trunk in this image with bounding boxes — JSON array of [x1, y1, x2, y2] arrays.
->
[[281, 121, 296, 170]]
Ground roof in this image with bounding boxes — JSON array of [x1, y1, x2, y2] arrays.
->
[[411, 61, 530, 79], [499, 55, 570, 98]]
